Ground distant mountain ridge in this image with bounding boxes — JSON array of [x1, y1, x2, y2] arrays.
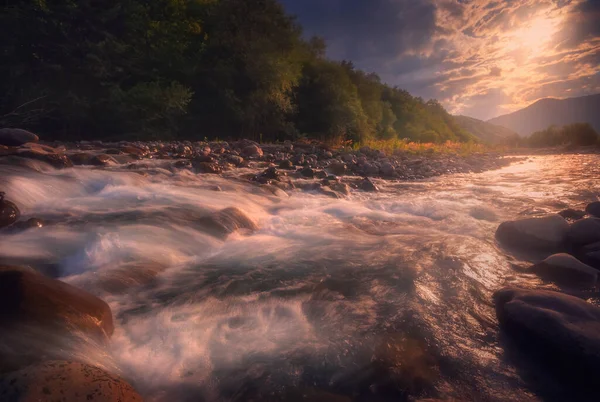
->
[[487, 94, 600, 136], [453, 115, 519, 144]]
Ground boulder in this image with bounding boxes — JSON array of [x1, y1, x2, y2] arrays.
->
[[0, 361, 143, 401], [0, 269, 114, 341], [585, 201, 600, 218], [531, 253, 597, 286], [0, 269, 114, 372], [0, 192, 20, 228], [494, 288, 600, 380], [330, 182, 351, 196], [196, 207, 258, 239], [0, 128, 39, 147], [495, 214, 569, 252], [568, 217, 600, 247], [227, 155, 245, 166]]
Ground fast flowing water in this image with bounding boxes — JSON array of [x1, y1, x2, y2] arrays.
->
[[1, 154, 599, 401]]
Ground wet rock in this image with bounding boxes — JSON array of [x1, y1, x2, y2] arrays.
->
[[494, 288, 600, 381], [300, 167, 315, 178], [89, 154, 118, 166], [69, 152, 94, 165], [291, 154, 305, 166], [172, 160, 191, 169], [192, 154, 216, 164], [380, 161, 396, 177], [0, 128, 39, 146], [0, 361, 143, 401], [254, 166, 281, 183], [330, 182, 351, 196], [121, 144, 147, 157], [359, 177, 379, 192], [0, 192, 20, 228], [558, 208, 586, 221], [241, 144, 263, 158], [495, 214, 569, 252], [0, 269, 114, 371], [278, 159, 294, 170], [567, 217, 600, 247], [227, 155, 244, 166], [16, 145, 73, 169], [327, 161, 347, 176], [361, 162, 380, 177], [585, 201, 600, 218], [104, 148, 123, 155], [7, 218, 44, 233], [531, 253, 597, 286], [197, 207, 258, 239], [194, 161, 222, 174]]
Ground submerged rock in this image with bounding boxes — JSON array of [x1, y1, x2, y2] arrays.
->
[[0, 192, 20, 228], [494, 288, 600, 381], [197, 207, 258, 239], [495, 214, 569, 252], [0, 128, 39, 146], [531, 253, 597, 286], [0, 361, 143, 401]]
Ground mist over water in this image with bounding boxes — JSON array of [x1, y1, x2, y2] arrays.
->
[[2, 154, 599, 401]]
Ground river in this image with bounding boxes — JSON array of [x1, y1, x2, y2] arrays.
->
[[1, 153, 599, 401]]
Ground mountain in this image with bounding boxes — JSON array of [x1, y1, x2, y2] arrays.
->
[[453, 115, 520, 144], [487, 94, 600, 136]]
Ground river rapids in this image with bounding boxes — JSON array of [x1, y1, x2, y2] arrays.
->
[[1, 154, 599, 402]]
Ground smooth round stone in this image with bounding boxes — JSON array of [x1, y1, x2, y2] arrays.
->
[[0, 193, 20, 228]]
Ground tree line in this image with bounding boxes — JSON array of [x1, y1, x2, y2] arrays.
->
[[0, 0, 474, 144], [526, 123, 598, 148]]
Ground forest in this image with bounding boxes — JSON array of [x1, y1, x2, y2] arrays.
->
[[526, 123, 599, 147], [0, 0, 474, 144]]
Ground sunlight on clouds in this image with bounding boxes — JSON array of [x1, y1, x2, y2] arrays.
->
[[430, 0, 599, 119]]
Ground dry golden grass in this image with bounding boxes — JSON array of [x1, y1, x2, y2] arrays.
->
[[354, 139, 499, 156]]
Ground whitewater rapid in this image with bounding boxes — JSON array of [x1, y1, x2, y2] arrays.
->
[[1, 154, 599, 401]]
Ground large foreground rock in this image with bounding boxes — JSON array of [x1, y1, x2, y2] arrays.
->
[[0, 361, 143, 401], [494, 288, 600, 379], [197, 207, 258, 239], [495, 214, 569, 252], [531, 253, 597, 287], [0, 269, 114, 371], [0, 128, 39, 147]]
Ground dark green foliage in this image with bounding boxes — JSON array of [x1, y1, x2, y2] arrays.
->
[[0, 0, 471, 143], [527, 123, 598, 147]]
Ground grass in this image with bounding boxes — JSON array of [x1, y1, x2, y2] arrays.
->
[[353, 138, 497, 156]]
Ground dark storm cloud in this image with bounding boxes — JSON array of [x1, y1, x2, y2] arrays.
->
[[280, 0, 600, 119]]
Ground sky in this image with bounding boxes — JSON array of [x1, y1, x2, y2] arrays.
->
[[280, 0, 600, 120]]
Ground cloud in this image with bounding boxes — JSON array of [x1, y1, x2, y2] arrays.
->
[[280, 0, 600, 119]]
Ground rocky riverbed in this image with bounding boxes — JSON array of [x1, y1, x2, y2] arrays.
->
[[1, 128, 600, 402]]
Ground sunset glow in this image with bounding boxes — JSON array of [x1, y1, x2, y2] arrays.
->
[[282, 0, 600, 120]]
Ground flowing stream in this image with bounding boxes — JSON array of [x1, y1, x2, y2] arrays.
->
[[1, 154, 599, 401]]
